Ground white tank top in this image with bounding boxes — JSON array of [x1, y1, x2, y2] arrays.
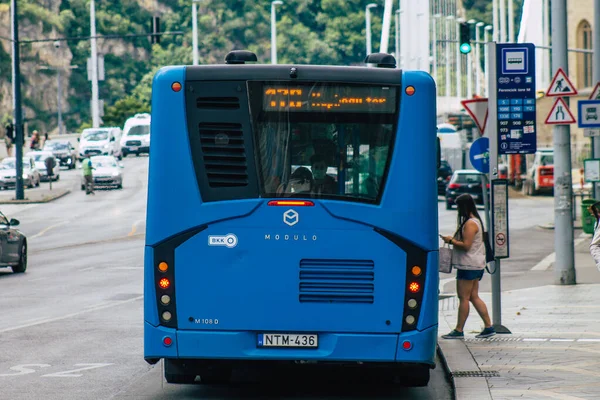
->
[[453, 218, 486, 270]]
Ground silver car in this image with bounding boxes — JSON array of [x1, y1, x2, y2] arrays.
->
[[26, 151, 60, 182], [0, 157, 41, 189], [80, 155, 124, 190]]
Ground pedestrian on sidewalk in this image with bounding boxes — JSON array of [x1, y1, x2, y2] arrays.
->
[[588, 201, 600, 271], [440, 193, 496, 339]]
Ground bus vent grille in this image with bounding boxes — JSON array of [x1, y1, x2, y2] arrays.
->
[[196, 97, 240, 109], [199, 122, 248, 187], [299, 259, 374, 304]]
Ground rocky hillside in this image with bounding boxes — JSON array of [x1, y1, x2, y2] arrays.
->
[[0, 0, 387, 134]]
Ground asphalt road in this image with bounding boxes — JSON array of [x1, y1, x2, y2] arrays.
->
[[0, 157, 453, 400]]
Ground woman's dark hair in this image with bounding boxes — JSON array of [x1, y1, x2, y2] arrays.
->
[[455, 193, 484, 239]]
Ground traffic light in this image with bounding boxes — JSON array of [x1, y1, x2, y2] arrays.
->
[[151, 16, 160, 44], [459, 22, 471, 54]]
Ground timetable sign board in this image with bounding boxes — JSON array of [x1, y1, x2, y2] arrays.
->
[[496, 43, 537, 155]]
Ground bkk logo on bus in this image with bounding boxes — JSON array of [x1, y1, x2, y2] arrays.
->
[[207, 233, 238, 248]]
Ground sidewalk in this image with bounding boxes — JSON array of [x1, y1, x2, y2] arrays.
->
[[439, 236, 600, 400], [0, 187, 70, 204]]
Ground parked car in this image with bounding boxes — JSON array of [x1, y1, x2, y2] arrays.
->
[[0, 157, 41, 189], [43, 140, 78, 169], [78, 127, 122, 160], [26, 151, 60, 182], [437, 159, 453, 195], [0, 212, 27, 273], [80, 155, 124, 190], [445, 169, 489, 209]]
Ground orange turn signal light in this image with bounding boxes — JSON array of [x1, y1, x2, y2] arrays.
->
[[158, 262, 168, 272], [405, 86, 416, 96], [411, 266, 422, 276], [171, 82, 182, 92]]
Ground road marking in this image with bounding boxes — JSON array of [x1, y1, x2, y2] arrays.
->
[[128, 218, 144, 237], [494, 389, 587, 400], [531, 236, 588, 271], [473, 337, 600, 343], [0, 295, 142, 334], [577, 338, 600, 342], [42, 363, 113, 378], [523, 338, 547, 341], [549, 339, 575, 342], [30, 221, 70, 239]]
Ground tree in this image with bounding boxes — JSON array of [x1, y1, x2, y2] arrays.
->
[[102, 95, 149, 128]]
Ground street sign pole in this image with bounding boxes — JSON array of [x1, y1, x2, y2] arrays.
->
[[552, 0, 576, 285], [593, 0, 600, 199], [487, 42, 507, 333], [11, 0, 24, 200]]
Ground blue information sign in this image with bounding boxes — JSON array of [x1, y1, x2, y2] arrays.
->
[[578, 100, 600, 128], [469, 137, 490, 174], [496, 43, 537, 155]]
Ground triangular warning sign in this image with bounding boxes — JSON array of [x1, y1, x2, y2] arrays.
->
[[461, 98, 488, 136], [546, 67, 578, 97], [589, 82, 600, 100], [545, 97, 576, 125]]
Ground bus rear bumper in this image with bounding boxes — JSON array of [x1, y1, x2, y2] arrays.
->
[[145, 322, 437, 366]]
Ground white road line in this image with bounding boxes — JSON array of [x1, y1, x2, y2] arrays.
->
[[577, 339, 600, 342], [549, 339, 575, 342], [30, 221, 70, 239], [531, 236, 588, 271], [523, 338, 547, 341], [0, 295, 143, 334]]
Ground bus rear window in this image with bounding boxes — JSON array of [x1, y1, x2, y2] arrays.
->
[[249, 82, 399, 203]]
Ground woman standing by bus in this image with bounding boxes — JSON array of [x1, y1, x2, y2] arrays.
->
[[440, 193, 496, 339]]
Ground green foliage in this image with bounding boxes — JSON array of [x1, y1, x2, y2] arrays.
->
[[102, 95, 149, 128]]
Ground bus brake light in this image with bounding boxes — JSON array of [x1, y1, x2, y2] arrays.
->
[[402, 340, 413, 350], [268, 200, 315, 206], [409, 282, 420, 293], [171, 82, 182, 92], [159, 278, 170, 289]]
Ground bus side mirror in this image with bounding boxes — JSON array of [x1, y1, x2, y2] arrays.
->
[[436, 137, 441, 170]]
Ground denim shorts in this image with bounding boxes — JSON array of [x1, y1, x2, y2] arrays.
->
[[456, 269, 485, 281]]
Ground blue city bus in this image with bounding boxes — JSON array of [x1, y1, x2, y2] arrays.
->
[[144, 51, 439, 386]]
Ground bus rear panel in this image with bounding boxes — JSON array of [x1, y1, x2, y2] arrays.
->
[[144, 59, 438, 385]]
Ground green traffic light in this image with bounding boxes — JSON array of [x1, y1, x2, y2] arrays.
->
[[460, 43, 472, 54]]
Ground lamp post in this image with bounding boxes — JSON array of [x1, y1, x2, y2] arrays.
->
[[484, 25, 493, 97], [395, 9, 400, 61], [456, 17, 465, 99], [90, 0, 100, 128], [475, 22, 485, 96], [38, 64, 79, 136], [467, 19, 476, 99], [365, 3, 378, 56], [192, 0, 200, 65], [271, 0, 283, 64]]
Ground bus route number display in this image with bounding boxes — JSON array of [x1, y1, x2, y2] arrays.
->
[[262, 85, 397, 113]]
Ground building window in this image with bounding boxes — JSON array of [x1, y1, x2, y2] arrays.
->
[[577, 20, 593, 89]]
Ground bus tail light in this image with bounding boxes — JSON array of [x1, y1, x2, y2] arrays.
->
[[402, 340, 413, 350], [408, 282, 420, 293], [163, 336, 173, 347], [159, 278, 170, 289], [268, 200, 314, 206]]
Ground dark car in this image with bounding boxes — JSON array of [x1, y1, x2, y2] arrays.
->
[[43, 140, 78, 169], [437, 160, 453, 195], [445, 169, 488, 209], [0, 212, 27, 273]]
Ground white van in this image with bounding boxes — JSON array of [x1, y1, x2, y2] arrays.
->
[[78, 127, 123, 160], [120, 113, 151, 157]]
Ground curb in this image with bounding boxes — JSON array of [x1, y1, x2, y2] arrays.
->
[[436, 344, 457, 400], [0, 189, 71, 204], [538, 223, 583, 230]]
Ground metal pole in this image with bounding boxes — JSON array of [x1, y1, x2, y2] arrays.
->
[[508, 0, 514, 43], [543, 0, 550, 87], [456, 18, 464, 99], [446, 16, 453, 98], [484, 26, 490, 97], [380, 0, 393, 54], [593, 0, 600, 200], [192, 1, 198, 65], [366, 4, 377, 56], [552, 0, 576, 285], [432, 14, 439, 83], [499, 0, 506, 43], [90, 0, 100, 128], [467, 20, 475, 98], [395, 10, 400, 61], [270, 1, 282, 64], [493, 0, 498, 42], [476, 22, 484, 96], [57, 69, 62, 135], [11, 0, 24, 200], [486, 42, 510, 333]]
